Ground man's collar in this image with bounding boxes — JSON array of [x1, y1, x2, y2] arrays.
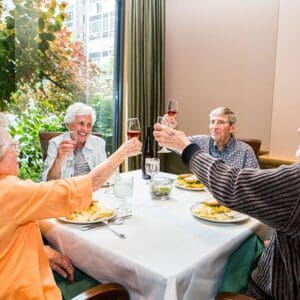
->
[[213, 135, 235, 151]]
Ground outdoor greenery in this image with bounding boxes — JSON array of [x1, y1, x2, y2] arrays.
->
[[0, 0, 114, 180]]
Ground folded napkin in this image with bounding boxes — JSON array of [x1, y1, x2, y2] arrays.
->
[[54, 268, 99, 300], [218, 234, 264, 294]]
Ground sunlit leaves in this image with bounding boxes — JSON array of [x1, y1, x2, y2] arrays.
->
[[39, 32, 55, 41], [38, 18, 45, 30], [38, 39, 50, 51], [5, 16, 15, 30], [59, 2, 68, 11], [55, 13, 66, 23], [1, 0, 107, 180]]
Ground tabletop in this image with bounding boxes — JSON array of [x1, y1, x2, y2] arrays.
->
[[40, 170, 267, 300]]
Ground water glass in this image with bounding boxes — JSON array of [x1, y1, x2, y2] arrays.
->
[[113, 176, 134, 215], [145, 158, 160, 178], [149, 176, 173, 200]]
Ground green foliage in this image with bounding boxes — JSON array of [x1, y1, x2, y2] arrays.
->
[[0, 0, 98, 110], [0, 0, 114, 180], [7, 98, 64, 181]]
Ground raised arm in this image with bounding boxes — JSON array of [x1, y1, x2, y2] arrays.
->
[[153, 123, 300, 234], [89, 137, 141, 191], [188, 149, 300, 234]]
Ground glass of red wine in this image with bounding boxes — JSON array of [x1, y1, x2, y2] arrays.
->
[[127, 118, 141, 139], [157, 99, 179, 153], [167, 99, 178, 128]]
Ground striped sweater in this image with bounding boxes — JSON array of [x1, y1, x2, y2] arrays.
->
[[182, 144, 300, 300]]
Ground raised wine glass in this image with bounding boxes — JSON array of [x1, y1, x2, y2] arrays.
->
[[127, 118, 141, 139], [167, 99, 179, 120], [157, 99, 179, 154], [157, 116, 171, 153], [64, 130, 77, 170]]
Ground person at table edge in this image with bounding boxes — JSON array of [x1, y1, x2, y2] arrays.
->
[[153, 123, 300, 300], [43, 102, 107, 181], [0, 117, 142, 300], [184, 106, 259, 168]]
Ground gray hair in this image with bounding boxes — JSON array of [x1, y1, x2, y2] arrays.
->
[[64, 102, 96, 125], [209, 107, 236, 125]]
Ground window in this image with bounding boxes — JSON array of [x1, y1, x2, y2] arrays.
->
[[4, 0, 124, 155], [1, 0, 124, 180], [67, 0, 124, 152]]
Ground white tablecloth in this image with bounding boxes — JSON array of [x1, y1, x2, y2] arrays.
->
[[40, 171, 267, 300]]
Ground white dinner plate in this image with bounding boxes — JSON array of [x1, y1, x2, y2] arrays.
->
[[58, 210, 116, 225], [175, 182, 205, 191], [190, 204, 249, 223]]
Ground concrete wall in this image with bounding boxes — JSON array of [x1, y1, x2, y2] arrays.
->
[[165, 0, 280, 152]]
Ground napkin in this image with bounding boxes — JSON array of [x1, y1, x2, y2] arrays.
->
[[54, 268, 99, 300], [218, 234, 264, 294]]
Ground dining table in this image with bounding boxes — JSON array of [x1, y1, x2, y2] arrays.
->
[[40, 170, 268, 300]]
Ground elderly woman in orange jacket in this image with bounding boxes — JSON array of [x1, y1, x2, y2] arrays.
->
[[0, 117, 141, 300]]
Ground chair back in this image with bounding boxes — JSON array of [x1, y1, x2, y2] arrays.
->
[[238, 138, 262, 158], [72, 283, 129, 300], [39, 132, 102, 161]]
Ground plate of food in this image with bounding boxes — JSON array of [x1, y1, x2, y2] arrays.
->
[[176, 174, 205, 191], [190, 199, 248, 223], [58, 201, 116, 224]]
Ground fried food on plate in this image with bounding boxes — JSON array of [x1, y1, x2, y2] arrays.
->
[[177, 173, 204, 189], [67, 201, 114, 221], [193, 200, 232, 221]]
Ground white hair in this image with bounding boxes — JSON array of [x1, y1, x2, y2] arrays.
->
[[210, 107, 236, 125], [64, 102, 96, 125]]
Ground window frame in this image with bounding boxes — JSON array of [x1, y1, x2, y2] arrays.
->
[[112, 0, 125, 150]]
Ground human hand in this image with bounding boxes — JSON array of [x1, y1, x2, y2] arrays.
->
[[44, 246, 74, 282], [153, 123, 190, 153], [120, 137, 142, 158], [57, 140, 76, 160]]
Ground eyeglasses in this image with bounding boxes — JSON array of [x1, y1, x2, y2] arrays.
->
[[75, 121, 92, 129], [209, 119, 230, 126]]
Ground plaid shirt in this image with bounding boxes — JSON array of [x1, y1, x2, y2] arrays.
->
[[188, 135, 259, 169]]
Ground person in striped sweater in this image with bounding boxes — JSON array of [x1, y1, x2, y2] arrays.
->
[[154, 124, 300, 300]]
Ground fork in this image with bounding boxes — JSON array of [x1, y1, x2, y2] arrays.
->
[[81, 214, 132, 230], [101, 220, 126, 239], [81, 220, 126, 239]]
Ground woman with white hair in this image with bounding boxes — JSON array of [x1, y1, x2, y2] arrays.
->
[[43, 102, 107, 181], [0, 114, 141, 299]]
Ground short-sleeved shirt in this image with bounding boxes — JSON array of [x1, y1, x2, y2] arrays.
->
[[188, 135, 259, 169], [42, 132, 106, 180]]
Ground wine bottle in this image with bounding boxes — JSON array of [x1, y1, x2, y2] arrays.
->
[[142, 126, 154, 179]]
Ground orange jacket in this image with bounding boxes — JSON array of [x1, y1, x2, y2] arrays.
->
[[0, 175, 92, 300]]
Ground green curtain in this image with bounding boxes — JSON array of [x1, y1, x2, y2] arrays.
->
[[127, 0, 165, 170]]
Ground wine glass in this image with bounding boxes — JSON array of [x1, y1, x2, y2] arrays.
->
[[127, 118, 141, 139], [69, 131, 77, 145], [167, 99, 179, 120], [157, 116, 172, 153], [113, 175, 134, 215], [66, 131, 77, 168]]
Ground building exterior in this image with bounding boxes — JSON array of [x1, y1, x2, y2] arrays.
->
[[66, 0, 115, 74]]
